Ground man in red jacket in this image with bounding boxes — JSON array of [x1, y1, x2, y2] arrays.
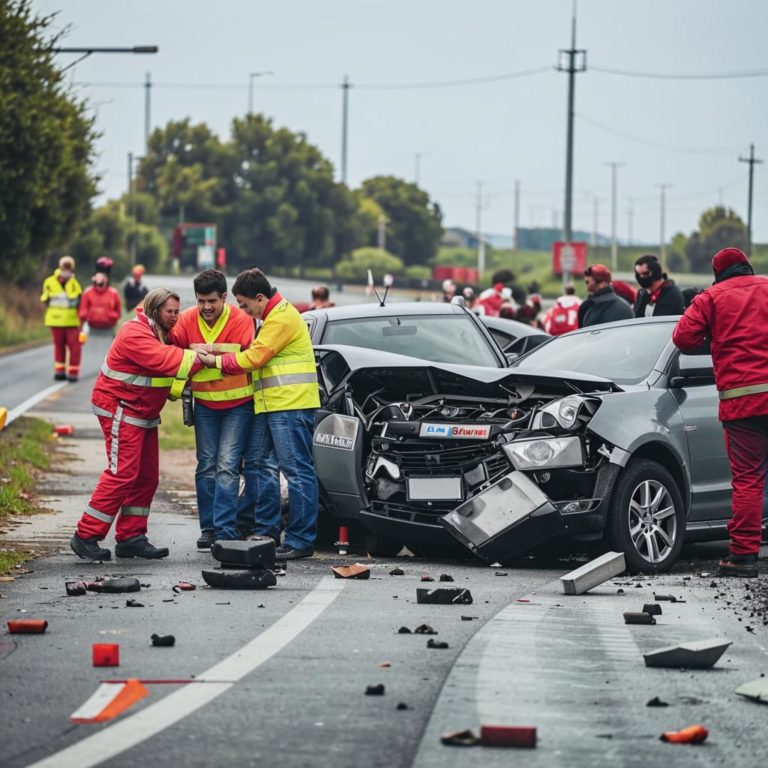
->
[[673, 247, 768, 577], [70, 288, 202, 561], [79, 273, 122, 334]]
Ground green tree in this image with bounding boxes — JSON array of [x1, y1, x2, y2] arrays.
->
[[360, 176, 443, 265], [0, 1, 97, 284], [686, 207, 748, 273], [335, 247, 404, 281]]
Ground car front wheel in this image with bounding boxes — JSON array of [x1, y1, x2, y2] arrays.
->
[[605, 458, 685, 573]]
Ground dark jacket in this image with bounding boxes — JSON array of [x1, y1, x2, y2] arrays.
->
[[124, 278, 149, 312], [578, 286, 633, 328], [634, 280, 685, 318]]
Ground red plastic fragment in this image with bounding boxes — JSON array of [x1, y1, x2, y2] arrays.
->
[[480, 725, 537, 748]]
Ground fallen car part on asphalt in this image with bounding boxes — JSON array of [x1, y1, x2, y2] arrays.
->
[[331, 563, 370, 579], [440, 728, 480, 747], [201, 568, 277, 590], [65, 581, 87, 596], [427, 639, 449, 649], [646, 697, 669, 707], [211, 538, 276, 569], [560, 552, 626, 595], [397, 626, 412, 634], [365, 684, 385, 695], [66, 577, 142, 595], [7, 619, 47, 634], [92, 643, 119, 667], [643, 603, 663, 615], [389, 567, 404, 576], [150, 634, 175, 647], [654, 594, 683, 603], [643, 639, 732, 669], [439, 574, 454, 582], [70, 679, 149, 724], [417, 587, 473, 605], [734, 677, 768, 703], [623, 612, 656, 625], [172, 582, 196, 593], [660, 725, 708, 744], [480, 725, 537, 748], [414, 624, 438, 635]]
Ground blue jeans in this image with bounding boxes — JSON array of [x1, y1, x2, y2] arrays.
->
[[194, 400, 253, 540], [241, 408, 318, 550]]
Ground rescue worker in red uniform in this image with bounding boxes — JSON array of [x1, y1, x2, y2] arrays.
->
[[79, 273, 122, 334], [673, 247, 768, 578], [40, 255, 83, 381], [70, 288, 201, 561]]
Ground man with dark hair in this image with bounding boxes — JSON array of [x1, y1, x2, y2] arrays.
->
[[168, 269, 254, 549], [633, 254, 685, 317], [199, 268, 320, 560], [578, 264, 633, 328], [310, 284, 335, 309], [673, 248, 768, 578]]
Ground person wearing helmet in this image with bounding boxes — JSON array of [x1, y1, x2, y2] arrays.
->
[[124, 265, 149, 312]]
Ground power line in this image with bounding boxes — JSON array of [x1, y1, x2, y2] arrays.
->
[[591, 64, 768, 80]]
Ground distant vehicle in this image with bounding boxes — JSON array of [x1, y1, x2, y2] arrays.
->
[[479, 315, 550, 358]]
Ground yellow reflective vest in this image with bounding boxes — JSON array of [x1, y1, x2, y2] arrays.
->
[[228, 299, 319, 414], [40, 271, 82, 327]]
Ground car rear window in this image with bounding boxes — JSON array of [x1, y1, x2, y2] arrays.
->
[[322, 314, 501, 367]]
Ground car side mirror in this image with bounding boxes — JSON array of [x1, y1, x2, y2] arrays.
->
[[670, 353, 715, 387]]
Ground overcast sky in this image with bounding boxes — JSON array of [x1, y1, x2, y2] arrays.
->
[[34, 0, 768, 246]]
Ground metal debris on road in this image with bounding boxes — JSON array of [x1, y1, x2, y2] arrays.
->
[[201, 568, 277, 590], [125, 599, 144, 608], [654, 594, 685, 603], [438, 574, 454, 582], [150, 634, 175, 647], [365, 684, 385, 696], [414, 624, 438, 635], [735, 677, 768, 703], [495, 572, 508, 577], [559, 552, 626, 595], [389, 567, 405, 576], [623, 612, 656, 625], [331, 563, 370, 579], [646, 696, 669, 707], [643, 603, 663, 616], [7, 619, 47, 634], [461, 616, 479, 621], [427, 639, 449, 649], [643, 639, 732, 669], [417, 588, 473, 605], [480, 725, 537, 748], [440, 728, 479, 747], [660, 724, 708, 744]]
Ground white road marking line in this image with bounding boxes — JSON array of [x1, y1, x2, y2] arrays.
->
[[26, 577, 345, 768], [6, 382, 68, 425]]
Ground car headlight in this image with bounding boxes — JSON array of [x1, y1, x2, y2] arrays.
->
[[503, 436, 583, 470], [533, 395, 595, 431]]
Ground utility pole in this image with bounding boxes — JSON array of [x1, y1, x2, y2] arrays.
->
[[475, 182, 485, 280], [340, 75, 351, 185], [128, 152, 136, 265], [557, 0, 587, 247], [144, 72, 152, 152], [248, 70, 274, 116], [513, 179, 521, 252], [591, 196, 599, 247], [739, 143, 762, 255], [627, 198, 634, 245], [657, 183, 672, 272], [605, 161, 624, 271], [414, 152, 423, 185]]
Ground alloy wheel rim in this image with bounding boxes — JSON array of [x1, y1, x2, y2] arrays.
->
[[627, 479, 677, 564]]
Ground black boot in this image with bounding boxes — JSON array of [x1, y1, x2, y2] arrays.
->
[[718, 552, 758, 578], [196, 530, 215, 550], [115, 535, 169, 559], [54, 372, 67, 381], [70, 534, 111, 561]]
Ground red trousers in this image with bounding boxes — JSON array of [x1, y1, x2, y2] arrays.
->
[[722, 416, 768, 555], [76, 415, 160, 542], [50, 326, 82, 378]]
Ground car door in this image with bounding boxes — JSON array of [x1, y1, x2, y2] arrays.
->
[[669, 352, 732, 522]]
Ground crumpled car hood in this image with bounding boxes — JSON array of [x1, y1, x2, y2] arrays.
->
[[316, 344, 621, 401]]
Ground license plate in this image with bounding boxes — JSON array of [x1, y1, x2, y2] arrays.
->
[[406, 476, 463, 501]]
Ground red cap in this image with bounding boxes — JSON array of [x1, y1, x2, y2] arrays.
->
[[585, 264, 612, 283], [493, 282, 504, 292], [712, 247, 748, 275]]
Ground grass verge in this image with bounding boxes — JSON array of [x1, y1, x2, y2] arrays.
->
[[0, 284, 49, 352], [159, 398, 196, 451], [0, 548, 32, 577]]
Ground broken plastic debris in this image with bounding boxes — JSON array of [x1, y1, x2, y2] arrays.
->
[[331, 564, 370, 580], [389, 567, 404, 576], [396, 702, 409, 710], [647, 696, 669, 707], [438, 574, 454, 582], [660, 724, 708, 744], [212, 538, 276, 569], [654, 594, 685, 603], [440, 728, 479, 747], [172, 582, 196, 593], [494, 572, 509, 577], [643, 603, 663, 616], [376, 661, 391, 668], [66, 581, 87, 596], [735, 677, 768, 703], [420, 574, 434, 582], [623, 612, 656, 625], [414, 624, 438, 635], [427, 639, 449, 649], [92, 643, 119, 667], [397, 626, 412, 634], [7, 619, 47, 634], [644, 638, 732, 669], [125, 599, 144, 608], [365, 684, 385, 696], [150, 634, 175, 647], [201, 568, 277, 590], [461, 616, 479, 621], [560, 552, 626, 595], [480, 725, 537, 748], [82, 577, 141, 594], [70, 679, 149, 724], [417, 588, 473, 605]]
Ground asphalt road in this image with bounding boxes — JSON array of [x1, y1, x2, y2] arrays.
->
[[2, 276, 768, 768]]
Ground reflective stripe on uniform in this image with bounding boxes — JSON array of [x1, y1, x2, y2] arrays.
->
[[109, 406, 122, 474], [85, 505, 115, 524], [719, 382, 768, 400], [92, 404, 160, 429], [121, 506, 150, 517], [254, 372, 318, 391], [193, 385, 255, 402], [169, 349, 197, 401], [101, 363, 173, 388]]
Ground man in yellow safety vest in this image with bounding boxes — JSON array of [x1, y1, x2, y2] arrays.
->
[[40, 255, 83, 381]]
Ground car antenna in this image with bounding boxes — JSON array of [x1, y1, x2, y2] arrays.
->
[[367, 269, 388, 307]]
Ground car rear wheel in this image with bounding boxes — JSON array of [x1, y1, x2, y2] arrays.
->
[[605, 459, 685, 573]]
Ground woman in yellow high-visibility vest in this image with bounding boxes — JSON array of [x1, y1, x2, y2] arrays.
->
[[40, 255, 83, 381]]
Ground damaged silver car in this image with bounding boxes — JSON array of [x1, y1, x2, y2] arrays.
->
[[313, 317, 737, 573]]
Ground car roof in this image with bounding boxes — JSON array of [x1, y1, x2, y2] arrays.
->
[[480, 314, 550, 339], [561, 315, 679, 336], [303, 301, 470, 322]]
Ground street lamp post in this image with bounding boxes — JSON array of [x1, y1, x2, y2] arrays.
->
[[605, 161, 624, 272], [53, 45, 158, 73], [248, 70, 275, 116]]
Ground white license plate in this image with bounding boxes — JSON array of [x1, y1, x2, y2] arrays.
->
[[406, 476, 463, 501]]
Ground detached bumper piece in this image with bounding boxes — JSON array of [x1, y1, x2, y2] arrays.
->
[[440, 470, 564, 565], [202, 539, 278, 590]]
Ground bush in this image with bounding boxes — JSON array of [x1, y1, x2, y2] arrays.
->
[[336, 247, 404, 281], [404, 265, 431, 281]]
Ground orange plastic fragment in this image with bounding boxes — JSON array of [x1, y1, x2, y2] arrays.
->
[[331, 564, 370, 579], [660, 724, 709, 744]]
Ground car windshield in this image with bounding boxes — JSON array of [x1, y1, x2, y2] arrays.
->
[[515, 322, 673, 384], [322, 314, 501, 367]]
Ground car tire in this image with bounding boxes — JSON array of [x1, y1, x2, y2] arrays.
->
[[605, 458, 685, 574], [364, 532, 404, 558]]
